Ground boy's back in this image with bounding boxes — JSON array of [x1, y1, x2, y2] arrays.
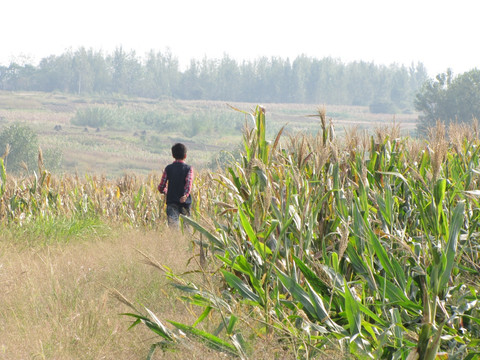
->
[[158, 143, 194, 226], [164, 161, 192, 206]]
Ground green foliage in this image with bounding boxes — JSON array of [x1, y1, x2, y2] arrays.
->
[[415, 69, 480, 134], [0, 123, 38, 173]]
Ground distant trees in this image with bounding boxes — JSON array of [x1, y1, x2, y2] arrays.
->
[[415, 69, 480, 134], [0, 48, 429, 111]]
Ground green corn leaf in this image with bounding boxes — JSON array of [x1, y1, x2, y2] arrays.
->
[[277, 269, 344, 332], [0, 158, 6, 196], [133, 185, 144, 208], [367, 230, 392, 277], [293, 255, 331, 295], [147, 343, 160, 360], [419, 149, 429, 178], [180, 215, 224, 249], [377, 171, 409, 186], [226, 315, 238, 335], [218, 173, 241, 194], [439, 201, 465, 290], [217, 254, 265, 300], [231, 332, 249, 360], [221, 270, 262, 305], [276, 269, 317, 321], [374, 275, 422, 313], [306, 281, 343, 333], [345, 243, 376, 289], [172, 285, 231, 310], [238, 205, 272, 258], [255, 105, 268, 164], [145, 308, 176, 340], [193, 306, 212, 327], [168, 320, 238, 355], [433, 178, 446, 208], [232, 255, 265, 299], [344, 280, 362, 336], [122, 312, 175, 341]]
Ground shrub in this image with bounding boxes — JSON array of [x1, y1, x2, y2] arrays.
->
[[43, 147, 63, 173], [71, 107, 115, 128], [0, 123, 38, 173], [369, 100, 396, 114]]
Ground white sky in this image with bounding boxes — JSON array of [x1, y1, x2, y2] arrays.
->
[[1, 0, 479, 77]]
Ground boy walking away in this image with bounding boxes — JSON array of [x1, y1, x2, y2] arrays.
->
[[158, 143, 194, 227]]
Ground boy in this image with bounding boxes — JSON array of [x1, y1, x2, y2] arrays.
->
[[158, 143, 194, 226]]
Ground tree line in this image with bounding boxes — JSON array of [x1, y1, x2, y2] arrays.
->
[[0, 47, 428, 111], [414, 68, 480, 134]]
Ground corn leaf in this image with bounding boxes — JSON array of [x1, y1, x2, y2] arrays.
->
[[344, 280, 362, 336], [221, 270, 263, 305], [238, 205, 272, 257], [439, 201, 465, 290], [276, 269, 319, 322], [180, 215, 224, 249], [168, 320, 238, 355], [293, 255, 331, 295], [193, 306, 212, 327], [122, 312, 175, 342]]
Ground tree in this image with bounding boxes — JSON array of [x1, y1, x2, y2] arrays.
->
[[0, 123, 39, 173], [415, 69, 480, 135]]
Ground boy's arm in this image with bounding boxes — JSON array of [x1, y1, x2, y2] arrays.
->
[[179, 167, 194, 203], [158, 170, 168, 194]]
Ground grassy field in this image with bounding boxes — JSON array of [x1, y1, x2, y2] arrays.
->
[[0, 91, 417, 176]]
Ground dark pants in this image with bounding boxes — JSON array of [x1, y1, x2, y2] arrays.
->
[[166, 203, 190, 227]]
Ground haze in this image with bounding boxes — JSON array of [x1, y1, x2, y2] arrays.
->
[[2, 0, 479, 76]]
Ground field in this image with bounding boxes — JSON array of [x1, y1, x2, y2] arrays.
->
[[0, 91, 417, 176], [3, 92, 480, 359]]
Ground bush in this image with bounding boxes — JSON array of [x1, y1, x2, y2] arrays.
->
[[369, 100, 397, 114], [0, 123, 39, 173], [71, 107, 115, 128], [43, 147, 63, 173]]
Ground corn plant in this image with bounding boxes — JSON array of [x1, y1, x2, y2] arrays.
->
[[126, 108, 480, 359]]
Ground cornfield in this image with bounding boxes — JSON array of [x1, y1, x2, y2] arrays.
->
[[0, 160, 165, 229], [2, 106, 480, 359]]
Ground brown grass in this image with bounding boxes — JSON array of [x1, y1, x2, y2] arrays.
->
[[0, 227, 208, 359]]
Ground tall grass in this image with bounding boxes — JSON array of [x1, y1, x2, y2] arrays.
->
[[0, 228, 201, 359]]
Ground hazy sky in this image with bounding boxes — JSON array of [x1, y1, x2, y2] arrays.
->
[[2, 0, 479, 76]]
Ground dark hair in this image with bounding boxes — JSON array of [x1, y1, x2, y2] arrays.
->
[[171, 143, 187, 160]]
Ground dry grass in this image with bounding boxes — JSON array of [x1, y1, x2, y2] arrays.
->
[[0, 227, 215, 360]]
